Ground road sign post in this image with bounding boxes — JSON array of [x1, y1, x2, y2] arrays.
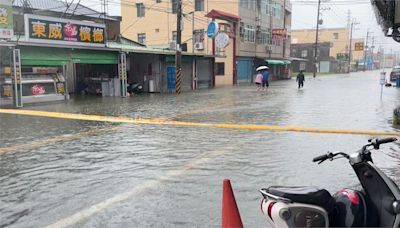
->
[[380, 71, 386, 99]]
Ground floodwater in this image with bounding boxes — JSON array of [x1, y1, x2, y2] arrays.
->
[[1, 70, 400, 227]]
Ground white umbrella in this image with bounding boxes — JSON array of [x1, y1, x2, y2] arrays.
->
[[256, 66, 269, 71]]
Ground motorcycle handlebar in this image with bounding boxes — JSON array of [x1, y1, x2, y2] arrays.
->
[[376, 137, 397, 145], [312, 154, 329, 162]]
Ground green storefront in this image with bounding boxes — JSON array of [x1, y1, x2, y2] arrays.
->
[[18, 46, 119, 97]]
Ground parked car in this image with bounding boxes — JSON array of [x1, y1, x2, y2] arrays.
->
[[390, 66, 400, 81]]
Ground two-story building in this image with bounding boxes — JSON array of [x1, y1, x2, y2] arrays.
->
[[291, 28, 365, 72], [121, 0, 292, 86]]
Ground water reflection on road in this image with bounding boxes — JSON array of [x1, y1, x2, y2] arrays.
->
[[1, 70, 400, 227]]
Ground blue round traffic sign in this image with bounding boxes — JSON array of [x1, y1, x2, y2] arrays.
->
[[207, 21, 219, 38]]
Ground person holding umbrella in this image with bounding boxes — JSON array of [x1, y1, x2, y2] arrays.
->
[[255, 66, 270, 92], [255, 67, 264, 91]]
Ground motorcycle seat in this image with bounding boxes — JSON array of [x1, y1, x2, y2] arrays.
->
[[266, 186, 334, 212]]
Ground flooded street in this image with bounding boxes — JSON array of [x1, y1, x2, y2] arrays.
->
[[1, 70, 400, 227]]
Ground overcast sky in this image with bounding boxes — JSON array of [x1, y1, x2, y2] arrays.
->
[[81, 0, 400, 52]]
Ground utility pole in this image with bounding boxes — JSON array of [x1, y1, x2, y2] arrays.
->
[[313, 0, 321, 78], [363, 30, 370, 72], [175, 0, 182, 95], [371, 36, 375, 70], [282, 0, 286, 58], [347, 20, 359, 73], [348, 21, 353, 73], [192, 12, 195, 54]]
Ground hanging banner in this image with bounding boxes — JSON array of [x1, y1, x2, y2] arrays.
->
[[272, 28, 287, 40], [0, 0, 14, 39], [24, 14, 106, 47]]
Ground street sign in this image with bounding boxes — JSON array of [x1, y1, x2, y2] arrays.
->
[[336, 53, 349, 61], [207, 21, 219, 38], [0, 0, 14, 39], [272, 28, 287, 40], [215, 32, 229, 48], [355, 42, 364, 51], [380, 72, 386, 85]]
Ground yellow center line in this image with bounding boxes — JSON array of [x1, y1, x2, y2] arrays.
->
[[1, 108, 399, 136], [45, 147, 231, 228], [0, 126, 123, 155]]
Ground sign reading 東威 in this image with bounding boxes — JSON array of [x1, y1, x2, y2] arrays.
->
[[24, 14, 106, 47], [0, 0, 14, 39]]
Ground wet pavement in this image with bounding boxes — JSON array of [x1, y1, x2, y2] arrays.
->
[[1, 70, 400, 227]]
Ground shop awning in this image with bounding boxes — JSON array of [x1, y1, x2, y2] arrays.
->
[[71, 50, 118, 64], [20, 47, 70, 66], [265, 59, 291, 65]]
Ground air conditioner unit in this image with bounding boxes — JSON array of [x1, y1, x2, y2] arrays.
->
[[169, 40, 177, 50], [195, 42, 204, 50]]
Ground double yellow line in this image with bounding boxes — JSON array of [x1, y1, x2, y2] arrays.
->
[[1, 109, 399, 136]]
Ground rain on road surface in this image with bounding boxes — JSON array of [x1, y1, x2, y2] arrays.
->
[[1, 70, 400, 227]]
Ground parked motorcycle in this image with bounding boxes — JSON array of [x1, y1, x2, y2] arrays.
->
[[260, 137, 400, 227], [127, 82, 143, 95]]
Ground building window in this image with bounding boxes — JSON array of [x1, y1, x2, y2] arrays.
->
[[258, 28, 268, 45], [193, 29, 204, 43], [333, 32, 339, 40], [172, 0, 178, 14], [240, 0, 255, 10], [244, 24, 255, 43], [156, 0, 161, 3], [300, 62, 306, 71], [136, 3, 145, 17], [172, 31, 177, 41], [138, 33, 146, 44], [195, 0, 204, 11], [301, 50, 308, 58], [216, 62, 225, 75]]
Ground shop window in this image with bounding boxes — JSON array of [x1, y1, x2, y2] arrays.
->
[[195, 0, 204, 11], [216, 62, 225, 75], [301, 50, 308, 58], [136, 3, 145, 17], [172, 0, 178, 14], [138, 33, 146, 44], [148, 63, 152, 75]]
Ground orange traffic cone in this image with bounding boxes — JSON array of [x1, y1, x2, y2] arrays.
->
[[222, 179, 244, 228]]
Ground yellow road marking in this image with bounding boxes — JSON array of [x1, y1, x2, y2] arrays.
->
[[0, 126, 122, 155], [45, 147, 230, 228], [1, 109, 399, 136]]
